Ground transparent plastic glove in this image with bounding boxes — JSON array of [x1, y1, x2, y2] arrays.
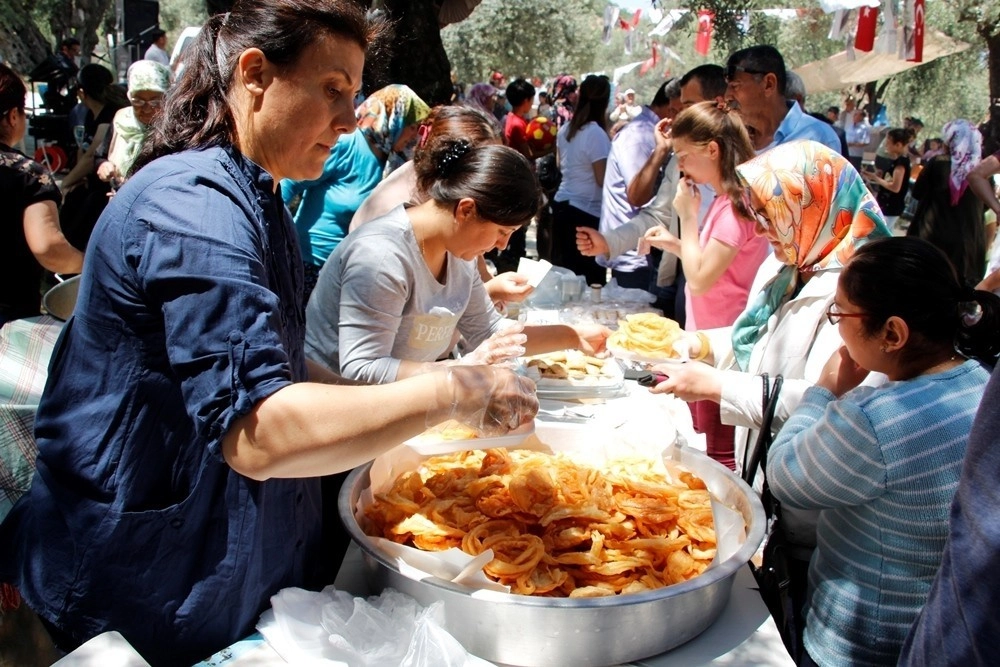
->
[[486, 272, 534, 303], [436, 366, 538, 437], [457, 322, 527, 367]]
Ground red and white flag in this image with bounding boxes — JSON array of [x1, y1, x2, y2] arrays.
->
[[639, 42, 660, 76], [695, 10, 714, 56], [855, 6, 878, 52], [907, 0, 925, 62]]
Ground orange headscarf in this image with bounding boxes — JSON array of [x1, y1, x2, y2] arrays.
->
[[730, 140, 890, 370]]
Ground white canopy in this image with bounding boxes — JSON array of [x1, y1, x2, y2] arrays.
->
[[792, 30, 970, 94]]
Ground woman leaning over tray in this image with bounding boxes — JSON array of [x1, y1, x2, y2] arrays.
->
[[646, 139, 892, 641], [766, 236, 998, 666], [305, 140, 610, 383], [0, 1, 536, 664]]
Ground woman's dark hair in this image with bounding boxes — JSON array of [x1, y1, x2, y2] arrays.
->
[[78, 64, 127, 109], [420, 141, 541, 227], [133, 0, 384, 174], [0, 63, 27, 116], [886, 128, 911, 145], [841, 237, 1000, 364], [412, 103, 501, 195], [567, 74, 610, 142], [670, 101, 755, 220]]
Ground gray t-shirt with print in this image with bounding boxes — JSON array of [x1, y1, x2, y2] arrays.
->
[[305, 204, 502, 383]]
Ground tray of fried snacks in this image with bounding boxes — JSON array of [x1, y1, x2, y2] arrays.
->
[[521, 350, 625, 398], [404, 419, 535, 456], [607, 312, 689, 365], [341, 423, 765, 666]]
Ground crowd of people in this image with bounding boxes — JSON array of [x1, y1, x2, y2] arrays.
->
[[0, 0, 999, 665]]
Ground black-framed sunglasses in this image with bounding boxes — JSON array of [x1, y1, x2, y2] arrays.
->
[[725, 64, 768, 82], [826, 304, 867, 325]]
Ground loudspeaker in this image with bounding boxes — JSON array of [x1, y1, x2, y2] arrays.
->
[[122, 0, 160, 52]]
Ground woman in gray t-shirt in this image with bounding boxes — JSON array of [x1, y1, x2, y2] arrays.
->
[[305, 142, 609, 383]]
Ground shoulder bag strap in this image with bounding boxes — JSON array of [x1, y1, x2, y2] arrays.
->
[[742, 374, 783, 489]]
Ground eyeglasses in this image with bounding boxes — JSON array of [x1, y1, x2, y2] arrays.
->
[[825, 304, 867, 325], [129, 97, 164, 109], [750, 207, 770, 229], [725, 64, 768, 83]]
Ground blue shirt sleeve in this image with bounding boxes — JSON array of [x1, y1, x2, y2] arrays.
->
[[120, 163, 298, 450], [767, 385, 885, 510]]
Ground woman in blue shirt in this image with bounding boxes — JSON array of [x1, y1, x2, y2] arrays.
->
[[0, 1, 536, 664], [767, 237, 999, 666], [280, 84, 430, 303]]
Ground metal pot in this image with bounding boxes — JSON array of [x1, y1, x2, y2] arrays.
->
[[339, 440, 766, 667], [42, 275, 80, 321]]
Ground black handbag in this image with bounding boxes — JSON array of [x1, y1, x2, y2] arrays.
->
[[742, 373, 803, 663]]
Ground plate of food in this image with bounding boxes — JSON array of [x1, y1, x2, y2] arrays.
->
[[405, 419, 535, 456], [521, 349, 625, 399], [606, 312, 690, 366]]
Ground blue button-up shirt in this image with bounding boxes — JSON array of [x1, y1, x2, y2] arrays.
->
[[1, 146, 322, 664], [599, 105, 660, 273], [765, 101, 842, 154]]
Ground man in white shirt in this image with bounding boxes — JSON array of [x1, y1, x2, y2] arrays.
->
[[143, 29, 170, 67], [610, 88, 642, 124]]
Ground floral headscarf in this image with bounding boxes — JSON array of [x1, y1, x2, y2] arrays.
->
[[356, 84, 430, 165], [730, 140, 891, 370], [942, 119, 982, 206], [466, 83, 500, 115]]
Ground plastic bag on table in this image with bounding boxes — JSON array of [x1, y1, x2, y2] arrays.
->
[[257, 585, 477, 666]]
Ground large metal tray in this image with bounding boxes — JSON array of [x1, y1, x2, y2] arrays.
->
[[339, 434, 766, 667]]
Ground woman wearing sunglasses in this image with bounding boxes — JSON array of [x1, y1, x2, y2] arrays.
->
[[97, 59, 171, 188], [765, 236, 998, 666]]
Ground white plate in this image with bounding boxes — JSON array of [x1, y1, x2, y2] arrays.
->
[[404, 421, 536, 456], [521, 351, 625, 394], [606, 340, 689, 367]]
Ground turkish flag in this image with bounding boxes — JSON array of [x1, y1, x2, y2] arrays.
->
[[855, 6, 878, 52], [639, 43, 660, 76], [632, 9, 642, 27], [695, 10, 714, 56], [907, 0, 925, 62]]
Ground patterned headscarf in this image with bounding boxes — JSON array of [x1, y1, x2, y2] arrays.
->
[[941, 119, 982, 206], [551, 75, 578, 128], [115, 60, 172, 176], [127, 59, 171, 96], [730, 140, 891, 370], [466, 83, 500, 115], [356, 84, 430, 164]]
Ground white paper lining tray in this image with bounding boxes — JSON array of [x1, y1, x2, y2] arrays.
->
[[404, 421, 535, 456]]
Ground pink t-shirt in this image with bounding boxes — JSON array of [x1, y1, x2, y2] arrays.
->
[[684, 197, 770, 331]]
